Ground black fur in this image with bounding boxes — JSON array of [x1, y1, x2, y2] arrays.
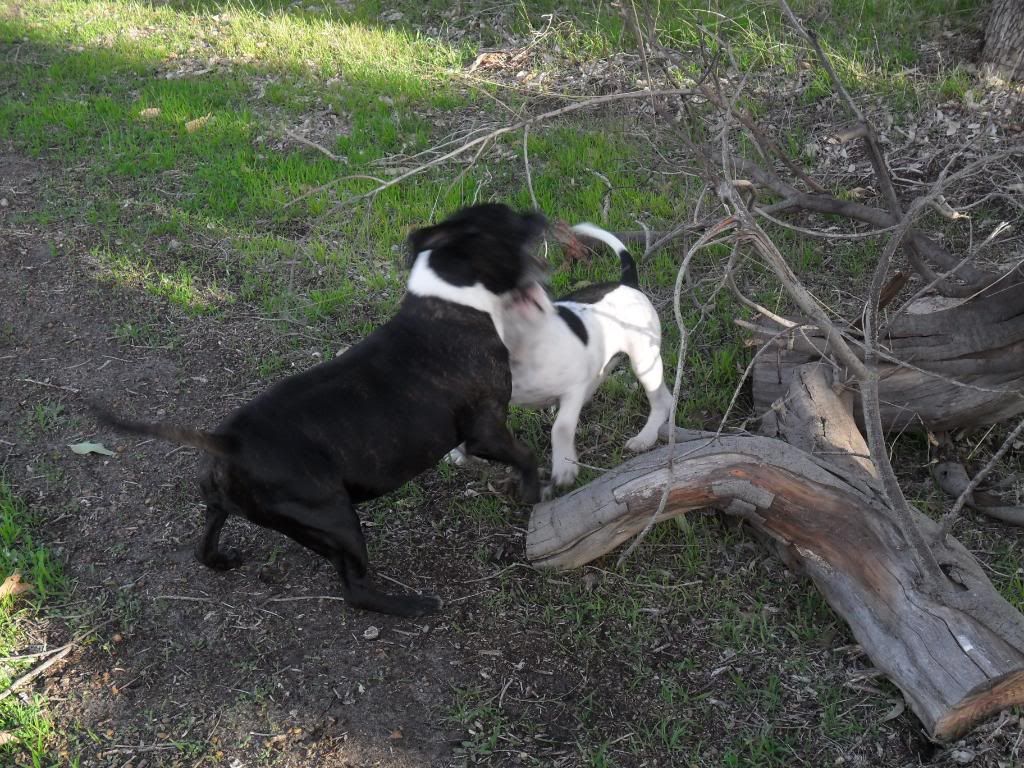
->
[[617, 247, 639, 289], [559, 281, 621, 305], [559, 237, 638, 304], [96, 204, 544, 618], [555, 305, 589, 345], [406, 203, 547, 293]]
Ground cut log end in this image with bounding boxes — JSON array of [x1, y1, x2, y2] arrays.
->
[[935, 669, 1024, 741]]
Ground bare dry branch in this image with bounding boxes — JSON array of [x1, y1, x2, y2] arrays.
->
[[523, 124, 539, 210], [284, 88, 697, 210]]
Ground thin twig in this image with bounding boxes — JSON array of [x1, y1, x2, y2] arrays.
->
[[19, 378, 79, 394], [698, 84, 827, 194], [616, 217, 736, 566], [939, 415, 1024, 538], [0, 618, 115, 704], [859, 197, 945, 582], [753, 205, 901, 240], [283, 129, 343, 162], [0, 644, 74, 701], [523, 124, 539, 210], [721, 323, 809, 436]]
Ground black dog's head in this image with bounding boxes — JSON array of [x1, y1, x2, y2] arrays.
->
[[407, 203, 548, 295]]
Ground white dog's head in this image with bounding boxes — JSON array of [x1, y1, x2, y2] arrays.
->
[[406, 204, 551, 339]]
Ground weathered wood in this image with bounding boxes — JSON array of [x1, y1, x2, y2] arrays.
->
[[751, 286, 1024, 431], [527, 366, 1024, 741]]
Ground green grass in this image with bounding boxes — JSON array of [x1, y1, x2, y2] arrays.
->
[[0, 0, 978, 331], [456, 507, 898, 765], [0, 0, 1004, 763], [0, 480, 67, 767]]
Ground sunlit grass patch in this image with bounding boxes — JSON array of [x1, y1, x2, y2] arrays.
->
[[0, 0, 471, 232], [94, 247, 230, 314]]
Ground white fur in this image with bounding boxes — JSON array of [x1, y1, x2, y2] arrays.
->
[[570, 222, 629, 255], [407, 250, 506, 342], [449, 226, 673, 488]]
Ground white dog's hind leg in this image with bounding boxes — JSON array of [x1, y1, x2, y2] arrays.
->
[[625, 345, 673, 453], [550, 391, 586, 487]]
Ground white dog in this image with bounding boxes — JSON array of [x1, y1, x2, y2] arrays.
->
[[452, 223, 673, 487]]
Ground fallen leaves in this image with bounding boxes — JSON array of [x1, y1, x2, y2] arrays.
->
[[68, 441, 115, 457], [0, 572, 33, 600], [185, 114, 212, 133]]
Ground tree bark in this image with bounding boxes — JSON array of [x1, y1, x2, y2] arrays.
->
[[982, 0, 1024, 80], [527, 365, 1024, 741]]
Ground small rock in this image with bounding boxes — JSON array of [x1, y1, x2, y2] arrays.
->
[[0, 198, 8, 207], [951, 749, 975, 765], [362, 625, 380, 640]]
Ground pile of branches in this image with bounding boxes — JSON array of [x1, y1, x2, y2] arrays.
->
[[530, 1, 1024, 743]]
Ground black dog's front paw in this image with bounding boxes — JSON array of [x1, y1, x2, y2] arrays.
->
[[197, 548, 244, 570], [519, 474, 541, 505], [404, 593, 443, 617], [349, 587, 442, 617]]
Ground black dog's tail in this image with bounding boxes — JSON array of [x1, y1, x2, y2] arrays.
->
[[91, 404, 236, 457], [571, 222, 638, 288]]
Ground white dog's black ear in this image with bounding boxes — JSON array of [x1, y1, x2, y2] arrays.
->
[[406, 221, 473, 267]]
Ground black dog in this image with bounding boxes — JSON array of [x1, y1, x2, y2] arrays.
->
[[96, 204, 546, 617]]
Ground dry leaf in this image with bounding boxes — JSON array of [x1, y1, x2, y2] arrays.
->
[[139, 107, 161, 120], [69, 441, 115, 456], [185, 114, 212, 133], [388, 728, 403, 740], [0, 572, 34, 599], [878, 697, 905, 723], [0, 732, 16, 746]]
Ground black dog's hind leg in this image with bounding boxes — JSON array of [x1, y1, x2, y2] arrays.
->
[[464, 408, 540, 504], [270, 495, 441, 618], [197, 474, 243, 570]]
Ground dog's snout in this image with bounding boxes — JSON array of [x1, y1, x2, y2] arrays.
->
[[521, 255, 550, 287]]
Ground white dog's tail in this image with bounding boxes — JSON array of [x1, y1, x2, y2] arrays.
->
[[570, 222, 638, 288]]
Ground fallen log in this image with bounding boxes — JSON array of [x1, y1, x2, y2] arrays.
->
[[527, 365, 1024, 741], [750, 275, 1024, 433]]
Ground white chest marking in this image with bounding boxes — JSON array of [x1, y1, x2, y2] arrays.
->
[[407, 251, 505, 341]]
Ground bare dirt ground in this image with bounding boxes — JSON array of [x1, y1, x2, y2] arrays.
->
[[2, 70, 1024, 765]]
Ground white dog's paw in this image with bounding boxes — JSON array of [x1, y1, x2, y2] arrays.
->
[[445, 448, 468, 466], [625, 432, 658, 453], [551, 461, 579, 487], [446, 447, 486, 467]]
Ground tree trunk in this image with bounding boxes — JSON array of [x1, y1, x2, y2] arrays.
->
[[527, 365, 1024, 741], [750, 281, 1024, 432], [982, 0, 1024, 80]]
